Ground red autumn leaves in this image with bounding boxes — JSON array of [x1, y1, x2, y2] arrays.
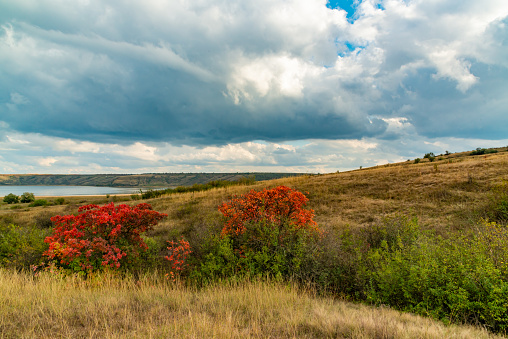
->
[[43, 186, 318, 275], [165, 238, 192, 281], [219, 185, 321, 238], [44, 202, 167, 271]]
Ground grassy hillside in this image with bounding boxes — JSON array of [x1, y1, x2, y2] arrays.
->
[[142, 147, 508, 241], [0, 172, 302, 188], [0, 270, 500, 339], [1, 147, 508, 338]]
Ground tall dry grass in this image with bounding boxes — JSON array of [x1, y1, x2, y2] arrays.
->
[[0, 269, 501, 339]]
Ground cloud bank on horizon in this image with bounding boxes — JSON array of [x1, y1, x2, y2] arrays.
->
[[1, 0, 507, 174]]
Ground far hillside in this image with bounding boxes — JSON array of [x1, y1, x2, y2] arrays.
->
[[0, 172, 303, 188]]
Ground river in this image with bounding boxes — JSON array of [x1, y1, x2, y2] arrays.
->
[[0, 186, 140, 197]]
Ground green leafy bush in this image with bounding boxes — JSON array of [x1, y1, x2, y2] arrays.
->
[[424, 152, 436, 162], [29, 199, 48, 207], [0, 224, 49, 269], [3, 193, 19, 204], [290, 215, 508, 333], [20, 192, 35, 203], [471, 148, 498, 156], [359, 218, 508, 332]]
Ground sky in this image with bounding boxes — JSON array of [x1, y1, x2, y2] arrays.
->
[[1, 0, 507, 174]]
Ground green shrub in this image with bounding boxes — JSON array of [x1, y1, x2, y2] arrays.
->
[[20, 192, 35, 203], [54, 198, 65, 205], [123, 235, 164, 275], [424, 153, 436, 162], [0, 224, 49, 269], [191, 235, 240, 284], [289, 215, 508, 333], [29, 199, 48, 207], [3, 193, 19, 204], [414, 158, 421, 164], [362, 218, 508, 332], [471, 148, 498, 156]]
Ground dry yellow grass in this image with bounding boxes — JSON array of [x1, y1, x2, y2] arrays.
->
[[0, 269, 501, 339]]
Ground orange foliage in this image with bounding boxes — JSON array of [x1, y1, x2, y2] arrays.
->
[[218, 186, 321, 238]]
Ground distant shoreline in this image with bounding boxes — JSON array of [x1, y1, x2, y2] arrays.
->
[[0, 173, 304, 188]]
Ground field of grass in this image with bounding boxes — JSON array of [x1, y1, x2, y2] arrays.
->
[[1, 147, 508, 338], [0, 269, 501, 338]]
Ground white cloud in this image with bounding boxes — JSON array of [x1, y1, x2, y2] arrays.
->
[[111, 142, 160, 162], [426, 45, 478, 92], [37, 157, 58, 167], [227, 54, 322, 102], [0, 0, 508, 174], [55, 139, 102, 153]]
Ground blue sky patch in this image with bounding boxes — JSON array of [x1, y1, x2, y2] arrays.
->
[[326, 0, 357, 21]]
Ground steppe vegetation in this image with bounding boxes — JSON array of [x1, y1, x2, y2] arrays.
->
[[1, 146, 508, 338]]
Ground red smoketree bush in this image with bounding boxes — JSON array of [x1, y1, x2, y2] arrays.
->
[[219, 185, 321, 239], [213, 186, 322, 277], [44, 203, 167, 273]]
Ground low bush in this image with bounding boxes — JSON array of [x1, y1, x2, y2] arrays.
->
[[424, 153, 436, 162], [320, 216, 508, 333], [3, 193, 19, 204], [29, 199, 48, 207], [0, 223, 49, 269], [34, 211, 54, 229], [471, 148, 498, 156], [44, 202, 167, 274], [20, 192, 35, 204], [165, 238, 192, 281], [192, 186, 322, 283], [368, 220, 508, 332]]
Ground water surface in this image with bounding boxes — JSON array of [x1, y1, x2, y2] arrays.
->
[[0, 185, 138, 197]]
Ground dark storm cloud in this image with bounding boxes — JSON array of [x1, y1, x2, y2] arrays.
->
[[1, 0, 508, 174]]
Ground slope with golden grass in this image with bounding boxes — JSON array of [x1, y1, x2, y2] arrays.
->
[[145, 148, 508, 241], [0, 269, 501, 339]]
